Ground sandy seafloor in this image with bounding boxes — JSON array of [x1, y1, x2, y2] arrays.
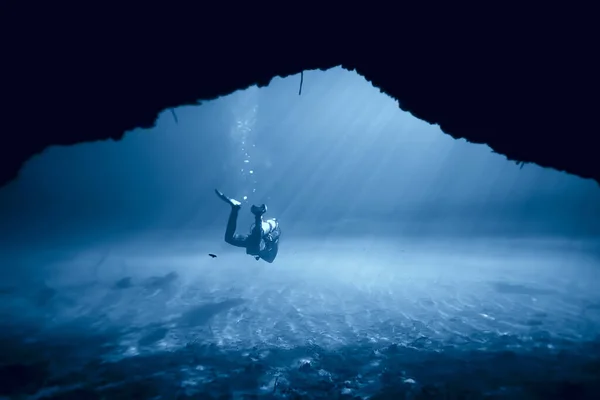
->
[[1, 232, 599, 399]]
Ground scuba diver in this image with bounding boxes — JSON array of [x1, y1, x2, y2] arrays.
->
[[215, 189, 281, 263]]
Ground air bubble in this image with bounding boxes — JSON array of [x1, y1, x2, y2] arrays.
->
[[249, 170, 254, 174], [243, 196, 248, 200]]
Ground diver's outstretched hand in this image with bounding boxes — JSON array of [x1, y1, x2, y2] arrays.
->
[[215, 189, 242, 208]]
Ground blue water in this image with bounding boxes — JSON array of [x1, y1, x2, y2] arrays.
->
[[1, 68, 599, 398]]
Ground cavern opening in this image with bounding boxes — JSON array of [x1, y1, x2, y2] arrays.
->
[[0, 67, 599, 398]]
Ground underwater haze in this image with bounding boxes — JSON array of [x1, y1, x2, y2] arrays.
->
[[1, 67, 599, 399]]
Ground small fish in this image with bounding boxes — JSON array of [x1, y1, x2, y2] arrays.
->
[[208, 253, 217, 258]]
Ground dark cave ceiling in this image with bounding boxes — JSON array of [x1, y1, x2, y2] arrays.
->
[[1, 5, 598, 187]]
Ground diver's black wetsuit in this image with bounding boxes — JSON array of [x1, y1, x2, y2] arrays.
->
[[217, 189, 280, 263]]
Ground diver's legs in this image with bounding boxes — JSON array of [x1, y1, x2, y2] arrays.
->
[[225, 207, 248, 247], [250, 216, 263, 240], [250, 204, 267, 237], [246, 204, 267, 253], [215, 189, 242, 208], [251, 204, 267, 216], [215, 189, 247, 248]]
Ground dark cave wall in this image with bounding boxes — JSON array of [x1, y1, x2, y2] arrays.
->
[[1, 4, 598, 187]]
